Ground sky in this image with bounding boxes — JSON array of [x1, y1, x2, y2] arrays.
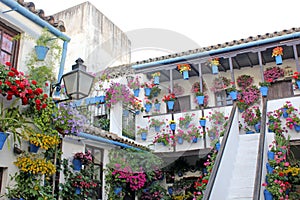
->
[[32, 0, 300, 62]]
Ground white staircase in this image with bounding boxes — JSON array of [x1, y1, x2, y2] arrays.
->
[[225, 134, 260, 200]]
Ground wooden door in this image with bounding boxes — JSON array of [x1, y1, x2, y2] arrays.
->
[[268, 80, 293, 100]]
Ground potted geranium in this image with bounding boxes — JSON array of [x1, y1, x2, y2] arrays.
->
[[153, 132, 172, 146], [292, 71, 300, 89], [144, 98, 152, 113], [259, 78, 273, 97], [178, 113, 195, 129], [208, 58, 220, 74], [237, 74, 254, 89], [137, 126, 148, 141], [177, 64, 191, 80], [174, 129, 187, 144], [151, 72, 161, 85], [264, 66, 284, 81], [211, 76, 231, 92], [242, 106, 261, 133], [162, 93, 176, 110], [127, 76, 141, 97], [281, 101, 297, 118], [186, 125, 201, 143], [141, 81, 154, 97], [149, 118, 164, 132], [272, 46, 283, 65], [105, 82, 135, 108], [191, 81, 208, 105], [73, 151, 93, 171], [154, 98, 161, 111], [131, 97, 144, 114], [226, 83, 238, 101]]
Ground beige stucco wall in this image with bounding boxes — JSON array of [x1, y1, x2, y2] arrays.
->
[[53, 2, 131, 74]]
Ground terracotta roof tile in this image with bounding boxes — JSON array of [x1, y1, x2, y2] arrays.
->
[[17, 1, 66, 32], [83, 125, 149, 150], [125, 26, 300, 68]]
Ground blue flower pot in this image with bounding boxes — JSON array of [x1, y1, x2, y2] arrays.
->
[[177, 136, 183, 144], [264, 189, 273, 200], [282, 108, 288, 118], [170, 123, 176, 131], [144, 88, 151, 96], [215, 142, 220, 151], [123, 109, 129, 117], [266, 163, 274, 174], [212, 65, 218, 74], [145, 104, 152, 113], [133, 89, 140, 97], [153, 76, 160, 85], [154, 103, 161, 111], [275, 55, 282, 65], [294, 124, 300, 132], [35, 45, 49, 61], [196, 95, 204, 105], [73, 159, 82, 171], [114, 186, 122, 195], [192, 136, 198, 143], [182, 70, 189, 80], [29, 143, 39, 153], [296, 80, 300, 89], [0, 132, 8, 150], [98, 95, 105, 104], [260, 86, 268, 97], [135, 110, 140, 115], [168, 186, 173, 195], [246, 130, 255, 134], [155, 126, 160, 132], [199, 119, 206, 127], [229, 91, 237, 100], [141, 132, 147, 141], [254, 122, 261, 133], [167, 101, 175, 110], [267, 151, 275, 160], [75, 187, 81, 194]]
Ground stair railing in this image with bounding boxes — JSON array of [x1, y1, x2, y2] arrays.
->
[[253, 97, 268, 200], [202, 102, 237, 200]]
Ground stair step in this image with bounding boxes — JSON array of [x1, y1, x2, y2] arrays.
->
[[225, 134, 260, 199]]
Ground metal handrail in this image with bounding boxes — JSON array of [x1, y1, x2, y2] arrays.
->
[[253, 97, 268, 199], [202, 102, 237, 200]]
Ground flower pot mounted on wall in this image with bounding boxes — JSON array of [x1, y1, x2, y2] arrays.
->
[[275, 55, 282, 65], [212, 65, 219, 74], [0, 132, 8, 150], [35, 45, 49, 61]]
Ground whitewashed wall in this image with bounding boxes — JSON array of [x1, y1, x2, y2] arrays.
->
[[53, 2, 131, 74]]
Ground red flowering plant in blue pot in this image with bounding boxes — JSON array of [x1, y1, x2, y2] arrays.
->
[[0, 62, 48, 111]]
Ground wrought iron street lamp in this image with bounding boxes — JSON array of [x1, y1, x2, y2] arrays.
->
[[51, 58, 94, 102]]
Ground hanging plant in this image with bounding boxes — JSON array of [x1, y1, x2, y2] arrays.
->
[[263, 66, 284, 81], [236, 74, 254, 89], [105, 82, 135, 108], [211, 76, 231, 92]]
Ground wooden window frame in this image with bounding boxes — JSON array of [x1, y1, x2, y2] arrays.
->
[[0, 21, 20, 67]]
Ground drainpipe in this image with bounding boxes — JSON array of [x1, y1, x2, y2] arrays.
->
[[77, 132, 142, 151], [132, 32, 300, 70], [1, 0, 71, 81]]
